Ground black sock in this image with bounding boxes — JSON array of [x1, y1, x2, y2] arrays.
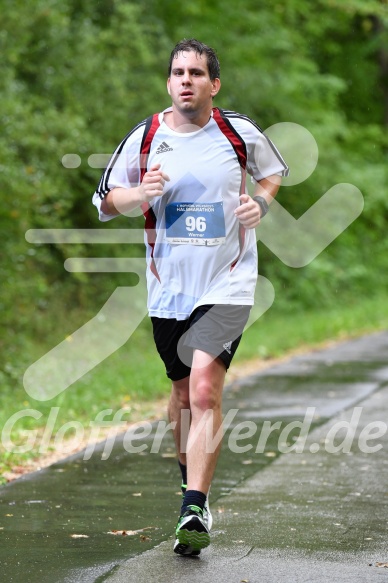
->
[[178, 461, 187, 486], [181, 489, 206, 515]]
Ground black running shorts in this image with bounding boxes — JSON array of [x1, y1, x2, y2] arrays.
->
[[151, 304, 251, 381]]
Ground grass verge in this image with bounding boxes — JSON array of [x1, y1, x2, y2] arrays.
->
[[1, 291, 387, 484]]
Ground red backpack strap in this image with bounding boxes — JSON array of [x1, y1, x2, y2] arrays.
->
[[212, 107, 247, 194], [139, 113, 161, 183], [139, 113, 161, 282], [212, 107, 249, 270]]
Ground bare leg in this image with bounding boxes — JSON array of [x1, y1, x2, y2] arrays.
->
[[186, 350, 226, 494], [168, 376, 190, 466], [172, 351, 225, 554]]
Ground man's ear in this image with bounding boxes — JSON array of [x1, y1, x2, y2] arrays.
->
[[211, 78, 221, 98], [167, 78, 171, 95]]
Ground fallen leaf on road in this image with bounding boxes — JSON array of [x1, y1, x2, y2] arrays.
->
[[108, 530, 137, 536], [107, 527, 155, 536], [376, 563, 388, 568], [71, 534, 89, 538]]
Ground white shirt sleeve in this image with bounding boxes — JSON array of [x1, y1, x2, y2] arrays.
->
[[230, 116, 289, 181], [92, 124, 145, 222]]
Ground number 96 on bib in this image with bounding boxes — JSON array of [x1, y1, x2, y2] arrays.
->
[[165, 202, 226, 246]]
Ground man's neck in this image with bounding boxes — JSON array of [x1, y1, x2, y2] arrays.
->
[[164, 106, 213, 133]]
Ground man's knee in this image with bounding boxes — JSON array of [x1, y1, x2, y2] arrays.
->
[[190, 379, 221, 413]]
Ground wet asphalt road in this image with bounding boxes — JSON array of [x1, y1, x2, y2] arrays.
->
[[1, 331, 388, 582]]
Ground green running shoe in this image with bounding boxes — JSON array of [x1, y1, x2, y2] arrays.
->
[[174, 505, 210, 556]]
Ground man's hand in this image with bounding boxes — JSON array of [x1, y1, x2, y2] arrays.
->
[[234, 194, 262, 229], [101, 164, 170, 216], [139, 163, 170, 203]]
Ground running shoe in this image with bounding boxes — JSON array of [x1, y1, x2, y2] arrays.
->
[[181, 485, 213, 530], [174, 505, 210, 556]]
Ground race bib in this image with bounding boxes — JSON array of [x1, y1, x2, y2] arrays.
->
[[165, 202, 226, 246]]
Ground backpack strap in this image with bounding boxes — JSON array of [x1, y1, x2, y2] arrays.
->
[[212, 107, 247, 195], [212, 107, 250, 270], [139, 113, 161, 181], [139, 113, 162, 282]]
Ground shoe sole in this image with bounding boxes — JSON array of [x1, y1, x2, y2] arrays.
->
[[174, 541, 201, 556], [175, 527, 210, 552]]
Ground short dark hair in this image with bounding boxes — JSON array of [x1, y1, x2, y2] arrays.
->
[[168, 38, 220, 80]]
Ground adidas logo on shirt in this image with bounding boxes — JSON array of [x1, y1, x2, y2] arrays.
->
[[222, 341, 233, 355], [155, 141, 173, 154]]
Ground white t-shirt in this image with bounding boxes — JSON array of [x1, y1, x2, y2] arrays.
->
[[93, 107, 288, 320]]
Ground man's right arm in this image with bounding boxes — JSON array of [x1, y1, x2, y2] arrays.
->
[[100, 185, 144, 217], [100, 164, 170, 218]]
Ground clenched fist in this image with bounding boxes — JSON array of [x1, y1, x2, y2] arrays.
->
[[139, 163, 170, 203]]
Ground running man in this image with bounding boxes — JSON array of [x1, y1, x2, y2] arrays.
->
[[93, 38, 288, 556]]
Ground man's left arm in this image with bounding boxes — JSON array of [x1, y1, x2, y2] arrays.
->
[[234, 174, 282, 229]]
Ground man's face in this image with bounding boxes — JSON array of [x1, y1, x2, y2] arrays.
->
[[167, 50, 220, 115]]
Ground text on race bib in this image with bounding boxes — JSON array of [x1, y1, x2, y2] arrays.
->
[[165, 202, 226, 246]]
